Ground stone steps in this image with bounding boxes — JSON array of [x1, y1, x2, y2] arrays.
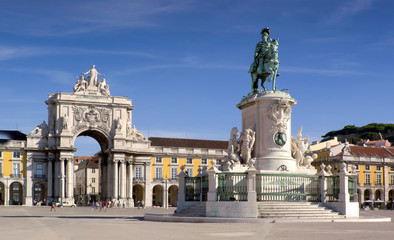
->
[[258, 202, 344, 219], [175, 203, 206, 217]]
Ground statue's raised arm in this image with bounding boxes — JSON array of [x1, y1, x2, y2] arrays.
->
[[82, 65, 105, 87]]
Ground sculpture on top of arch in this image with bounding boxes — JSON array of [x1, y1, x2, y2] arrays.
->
[[73, 65, 111, 96]]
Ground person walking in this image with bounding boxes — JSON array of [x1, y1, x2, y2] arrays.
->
[[50, 201, 56, 211]]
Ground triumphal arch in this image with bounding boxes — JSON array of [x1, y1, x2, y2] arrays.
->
[[25, 65, 153, 206]]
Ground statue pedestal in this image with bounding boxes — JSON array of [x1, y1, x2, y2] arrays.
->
[[237, 91, 297, 171]]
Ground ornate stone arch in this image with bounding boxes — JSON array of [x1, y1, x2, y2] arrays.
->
[[25, 66, 153, 207]]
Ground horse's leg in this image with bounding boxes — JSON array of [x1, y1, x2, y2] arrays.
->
[[260, 75, 266, 91], [251, 73, 258, 93]]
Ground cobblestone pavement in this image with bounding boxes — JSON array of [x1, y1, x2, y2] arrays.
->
[[0, 206, 393, 240]]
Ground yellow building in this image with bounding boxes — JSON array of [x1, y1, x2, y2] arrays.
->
[[147, 137, 227, 207], [0, 130, 26, 205], [310, 141, 394, 208]]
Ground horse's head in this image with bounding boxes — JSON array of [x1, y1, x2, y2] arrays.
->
[[271, 38, 279, 50]]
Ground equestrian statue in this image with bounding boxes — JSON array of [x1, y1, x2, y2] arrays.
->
[[249, 27, 280, 93]]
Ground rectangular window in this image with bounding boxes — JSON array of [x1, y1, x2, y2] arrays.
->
[[186, 158, 193, 164], [365, 174, 370, 185], [92, 187, 95, 194], [135, 167, 142, 180], [354, 164, 359, 170], [155, 167, 162, 180], [216, 159, 222, 165], [92, 178, 96, 183], [13, 152, 21, 158], [376, 174, 381, 185], [171, 157, 177, 164], [201, 159, 207, 165], [390, 175, 394, 185], [0, 151, 2, 158], [12, 163, 20, 177], [376, 166, 381, 171], [365, 165, 370, 171], [186, 168, 193, 177], [92, 169, 96, 173], [36, 163, 43, 177], [0, 162, 2, 176], [391, 167, 394, 171], [156, 157, 162, 163], [171, 168, 178, 180]]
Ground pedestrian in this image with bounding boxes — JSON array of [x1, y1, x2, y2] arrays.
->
[[137, 201, 140, 209], [141, 200, 144, 208], [50, 201, 56, 211], [122, 200, 125, 208], [103, 201, 107, 212]]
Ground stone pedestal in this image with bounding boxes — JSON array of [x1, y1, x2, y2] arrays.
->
[[237, 91, 297, 171]]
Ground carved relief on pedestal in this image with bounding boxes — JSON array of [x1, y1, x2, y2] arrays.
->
[[267, 98, 292, 147], [72, 104, 112, 134]]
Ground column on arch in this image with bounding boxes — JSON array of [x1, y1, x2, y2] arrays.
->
[[24, 156, 33, 206], [119, 159, 126, 201], [107, 160, 112, 200], [112, 159, 119, 200], [47, 153, 54, 202], [66, 158, 74, 199], [127, 158, 134, 207], [60, 158, 65, 201]]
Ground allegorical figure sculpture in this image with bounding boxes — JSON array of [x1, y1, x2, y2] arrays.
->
[[291, 126, 313, 168], [249, 27, 280, 93], [73, 65, 111, 96], [73, 76, 88, 93], [82, 65, 105, 87], [29, 121, 49, 137], [240, 128, 255, 166], [223, 127, 255, 171]]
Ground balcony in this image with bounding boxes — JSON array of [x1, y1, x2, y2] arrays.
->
[[11, 174, 22, 178], [34, 174, 46, 179], [153, 178, 164, 182], [133, 177, 144, 182]]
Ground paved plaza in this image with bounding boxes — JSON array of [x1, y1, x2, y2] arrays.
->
[[0, 206, 393, 240]]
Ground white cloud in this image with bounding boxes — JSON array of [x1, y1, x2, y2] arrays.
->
[[0, 0, 196, 37], [325, 0, 373, 24], [0, 45, 156, 61], [281, 66, 361, 76]]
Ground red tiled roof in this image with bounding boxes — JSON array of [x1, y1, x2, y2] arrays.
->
[[149, 137, 228, 149], [348, 146, 394, 158]]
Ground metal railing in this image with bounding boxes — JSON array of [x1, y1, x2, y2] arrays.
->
[[133, 177, 144, 182], [217, 173, 247, 201], [348, 176, 356, 202], [11, 174, 22, 178], [256, 173, 320, 202], [34, 174, 46, 179], [185, 176, 208, 201], [326, 176, 339, 202]]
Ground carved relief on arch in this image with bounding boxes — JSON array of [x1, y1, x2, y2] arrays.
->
[[71, 104, 112, 134]]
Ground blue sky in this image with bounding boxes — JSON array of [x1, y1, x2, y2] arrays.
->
[[1, 0, 393, 156]]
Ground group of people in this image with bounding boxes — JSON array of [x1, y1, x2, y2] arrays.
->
[[90, 199, 132, 211]]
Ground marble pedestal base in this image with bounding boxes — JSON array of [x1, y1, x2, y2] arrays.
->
[[237, 91, 297, 171]]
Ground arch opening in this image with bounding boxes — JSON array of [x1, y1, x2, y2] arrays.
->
[[73, 129, 110, 205]]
